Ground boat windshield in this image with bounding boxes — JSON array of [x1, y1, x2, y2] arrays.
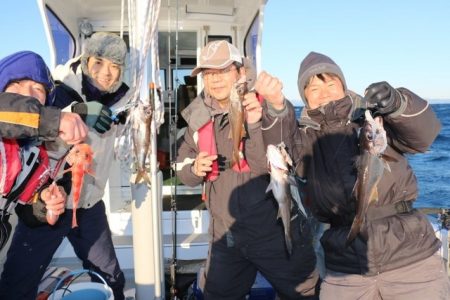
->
[[45, 6, 76, 66]]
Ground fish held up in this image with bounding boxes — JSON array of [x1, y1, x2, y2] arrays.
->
[[266, 143, 296, 255], [346, 110, 391, 246], [228, 79, 247, 169], [64, 143, 94, 228]]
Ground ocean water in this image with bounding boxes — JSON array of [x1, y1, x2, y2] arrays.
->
[[294, 103, 450, 209]]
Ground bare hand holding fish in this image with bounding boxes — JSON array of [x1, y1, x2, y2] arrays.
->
[[242, 92, 262, 124], [40, 182, 66, 225], [191, 152, 218, 177]]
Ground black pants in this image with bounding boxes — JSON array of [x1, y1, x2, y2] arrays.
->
[[0, 201, 125, 300], [202, 218, 319, 300]]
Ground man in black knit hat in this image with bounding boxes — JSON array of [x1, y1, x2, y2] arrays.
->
[[261, 51, 450, 299]]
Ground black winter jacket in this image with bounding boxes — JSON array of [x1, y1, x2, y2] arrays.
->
[[0, 93, 61, 140], [263, 90, 442, 275]]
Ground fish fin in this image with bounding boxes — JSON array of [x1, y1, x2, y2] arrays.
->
[[346, 218, 362, 247], [231, 152, 241, 170], [265, 182, 273, 193], [72, 209, 78, 228], [352, 178, 360, 200], [61, 167, 73, 175], [135, 170, 151, 185], [287, 175, 297, 186], [381, 153, 397, 163], [370, 188, 379, 204]]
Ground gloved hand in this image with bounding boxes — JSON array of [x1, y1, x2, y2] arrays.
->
[[72, 101, 112, 134], [112, 110, 128, 125], [365, 81, 401, 115]]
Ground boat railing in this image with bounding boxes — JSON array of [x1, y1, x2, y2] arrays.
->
[[418, 207, 449, 275]]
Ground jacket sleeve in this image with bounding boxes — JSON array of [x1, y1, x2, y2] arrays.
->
[[243, 121, 268, 176], [385, 88, 441, 154], [0, 92, 61, 140], [52, 82, 84, 109], [176, 127, 204, 187]]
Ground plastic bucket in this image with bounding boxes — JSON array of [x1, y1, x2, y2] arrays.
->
[[50, 269, 113, 300]]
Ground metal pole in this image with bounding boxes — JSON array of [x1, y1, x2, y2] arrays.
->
[[131, 0, 164, 299]]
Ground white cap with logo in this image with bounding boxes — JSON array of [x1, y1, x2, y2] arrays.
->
[[191, 40, 242, 76]]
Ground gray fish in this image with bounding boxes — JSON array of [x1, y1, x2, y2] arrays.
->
[[228, 80, 247, 168], [266, 144, 295, 255], [346, 110, 389, 246], [131, 86, 154, 184]]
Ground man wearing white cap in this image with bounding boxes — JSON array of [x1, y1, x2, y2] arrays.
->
[[176, 40, 319, 299]]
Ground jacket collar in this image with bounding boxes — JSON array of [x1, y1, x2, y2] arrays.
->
[[299, 91, 366, 130], [181, 91, 228, 132]]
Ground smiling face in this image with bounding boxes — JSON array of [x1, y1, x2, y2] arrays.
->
[[86, 56, 121, 92], [304, 73, 346, 109], [5, 79, 47, 104], [202, 64, 241, 108]]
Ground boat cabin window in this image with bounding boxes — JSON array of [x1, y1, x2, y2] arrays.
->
[[172, 68, 192, 88], [244, 12, 260, 69], [45, 6, 76, 66]]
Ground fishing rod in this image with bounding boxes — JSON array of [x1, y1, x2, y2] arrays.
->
[[167, 0, 179, 298]]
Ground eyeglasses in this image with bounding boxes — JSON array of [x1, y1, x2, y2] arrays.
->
[[202, 65, 237, 78]]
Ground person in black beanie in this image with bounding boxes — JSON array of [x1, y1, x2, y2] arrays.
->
[[0, 33, 129, 300], [259, 51, 449, 299]]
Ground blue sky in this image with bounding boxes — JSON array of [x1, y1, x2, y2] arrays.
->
[[1, 1, 449, 106], [261, 0, 450, 105]]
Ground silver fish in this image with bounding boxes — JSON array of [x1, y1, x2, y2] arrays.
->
[[131, 86, 154, 184], [346, 110, 389, 246], [228, 80, 247, 168], [266, 144, 295, 255]]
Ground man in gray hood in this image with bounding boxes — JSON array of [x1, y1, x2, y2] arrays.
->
[[261, 51, 449, 299]]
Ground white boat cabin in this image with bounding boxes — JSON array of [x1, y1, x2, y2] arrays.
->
[[36, 0, 268, 282]]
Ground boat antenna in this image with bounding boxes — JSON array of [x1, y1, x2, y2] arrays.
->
[[120, 0, 125, 38]]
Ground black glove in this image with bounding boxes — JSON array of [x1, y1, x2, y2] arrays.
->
[[365, 81, 401, 115], [113, 110, 128, 125], [72, 101, 112, 134]]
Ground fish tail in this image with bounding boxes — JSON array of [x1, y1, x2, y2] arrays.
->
[[346, 218, 362, 247], [135, 169, 151, 185], [231, 151, 240, 169], [285, 234, 293, 256], [72, 209, 78, 228]]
